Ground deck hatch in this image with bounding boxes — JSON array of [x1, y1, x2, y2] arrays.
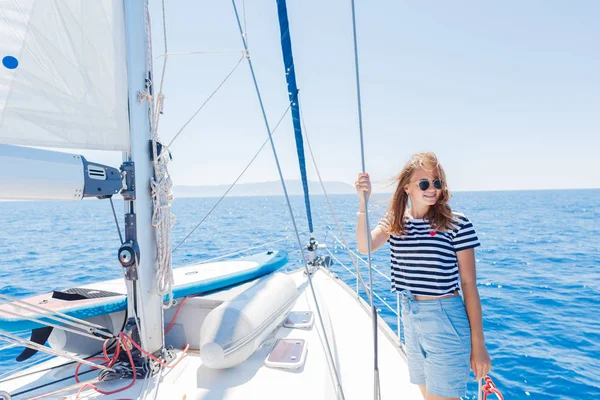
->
[[283, 311, 314, 329], [264, 338, 307, 369]]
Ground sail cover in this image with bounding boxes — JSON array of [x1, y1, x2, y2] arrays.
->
[[0, 1, 130, 151]]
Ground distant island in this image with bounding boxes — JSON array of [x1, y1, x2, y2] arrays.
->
[[174, 180, 358, 198]]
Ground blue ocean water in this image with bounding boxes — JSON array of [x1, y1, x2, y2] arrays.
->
[[0, 190, 599, 399]]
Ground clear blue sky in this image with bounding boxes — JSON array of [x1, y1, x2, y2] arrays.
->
[[88, 0, 600, 192]]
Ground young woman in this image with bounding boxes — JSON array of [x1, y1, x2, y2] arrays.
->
[[355, 152, 491, 400]]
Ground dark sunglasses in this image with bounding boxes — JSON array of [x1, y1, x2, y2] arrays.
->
[[416, 179, 442, 191]]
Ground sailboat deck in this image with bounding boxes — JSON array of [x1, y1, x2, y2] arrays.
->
[[2, 267, 422, 399]]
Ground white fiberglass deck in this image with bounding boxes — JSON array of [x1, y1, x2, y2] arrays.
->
[[1, 267, 422, 399]]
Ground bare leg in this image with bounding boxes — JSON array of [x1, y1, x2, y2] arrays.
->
[[418, 384, 427, 399]]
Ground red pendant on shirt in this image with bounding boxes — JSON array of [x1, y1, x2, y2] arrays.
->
[[430, 231, 437, 236]]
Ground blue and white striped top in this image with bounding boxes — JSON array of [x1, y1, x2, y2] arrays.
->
[[379, 212, 480, 296]]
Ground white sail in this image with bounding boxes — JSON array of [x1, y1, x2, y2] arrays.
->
[[0, 0, 130, 151]]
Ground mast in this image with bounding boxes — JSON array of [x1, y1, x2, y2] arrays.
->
[[122, 0, 164, 355]]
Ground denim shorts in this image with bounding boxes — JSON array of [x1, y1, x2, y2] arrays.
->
[[400, 290, 471, 398]]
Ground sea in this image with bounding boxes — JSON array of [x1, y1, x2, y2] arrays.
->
[[0, 190, 599, 399]]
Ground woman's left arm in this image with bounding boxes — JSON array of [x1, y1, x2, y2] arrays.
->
[[457, 248, 492, 381]]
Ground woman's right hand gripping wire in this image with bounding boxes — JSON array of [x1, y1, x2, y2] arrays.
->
[[355, 172, 372, 208]]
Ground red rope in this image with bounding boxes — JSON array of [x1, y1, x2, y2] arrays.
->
[[482, 375, 504, 400], [74, 331, 190, 398], [74, 338, 121, 383], [72, 299, 192, 398], [120, 332, 189, 368], [164, 295, 191, 334], [75, 334, 137, 399]]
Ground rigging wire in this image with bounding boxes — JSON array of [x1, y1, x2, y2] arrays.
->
[[0, 312, 127, 384], [299, 107, 371, 297], [166, 55, 245, 149], [242, 0, 249, 47], [0, 343, 15, 352], [348, 0, 381, 398], [0, 331, 114, 373], [0, 310, 108, 342], [160, 0, 168, 53], [146, 0, 176, 309], [0, 294, 114, 332], [145, 0, 263, 255], [153, 0, 169, 135], [0, 352, 55, 382], [109, 197, 124, 245], [172, 99, 295, 253], [157, 50, 244, 57], [10, 370, 98, 399], [195, 236, 298, 263], [231, 1, 345, 398]]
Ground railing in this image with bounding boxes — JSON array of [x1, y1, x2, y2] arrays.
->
[[322, 233, 404, 344], [319, 232, 504, 400]]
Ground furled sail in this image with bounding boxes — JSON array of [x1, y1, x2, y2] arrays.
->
[[0, 0, 130, 151], [276, 0, 314, 234]]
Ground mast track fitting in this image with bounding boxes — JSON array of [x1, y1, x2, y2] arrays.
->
[[120, 161, 136, 200]]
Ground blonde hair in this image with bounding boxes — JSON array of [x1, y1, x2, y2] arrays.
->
[[386, 152, 453, 235]]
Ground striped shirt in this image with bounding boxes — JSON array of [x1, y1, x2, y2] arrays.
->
[[379, 211, 480, 296]]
